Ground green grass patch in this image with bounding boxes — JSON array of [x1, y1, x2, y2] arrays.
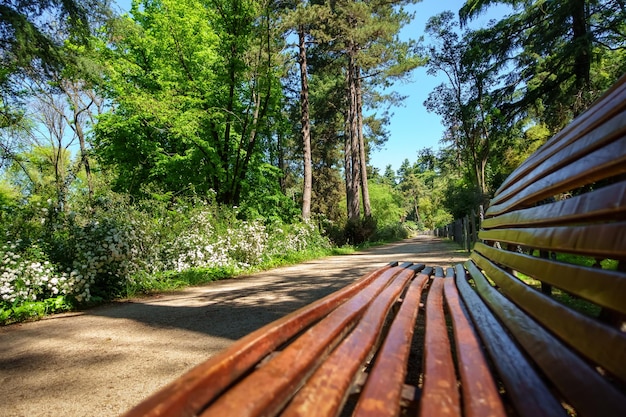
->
[[118, 245, 354, 299], [1, 296, 74, 325]]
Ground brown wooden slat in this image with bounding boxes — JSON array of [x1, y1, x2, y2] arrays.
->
[[455, 264, 567, 417], [467, 258, 626, 416], [487, 135, 626, 216], [199, 265, 406, 417], [502, 73, 626, 187], [482, 181, 626, 229], [473, 242, 626, 314], [492, 74, 626, 202], [491, 113, 626, 209], [479, 222, 626, 260], [280, 265, 420, 417], [122, 264, 398, 417], [443, 274, 506, 417], [471, 252, 626, 382], [352, 272, 430, 417], [419, 277, 461, 417]]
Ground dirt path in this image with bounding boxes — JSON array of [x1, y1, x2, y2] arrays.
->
[[0, 235, 467, 417]]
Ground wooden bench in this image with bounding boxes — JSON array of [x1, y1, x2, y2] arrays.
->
[[123, 75, 626, 417]]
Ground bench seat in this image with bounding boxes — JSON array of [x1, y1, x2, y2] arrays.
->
[[122, 259, 626, 417]]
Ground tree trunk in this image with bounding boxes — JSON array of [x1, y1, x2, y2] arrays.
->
[[570, 0, 591, 115], [299, 26, 312, 221], [346, 45, 360, 220], [355, 67, 371, 218]]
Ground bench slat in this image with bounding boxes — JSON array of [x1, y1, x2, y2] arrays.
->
[[491, 74, 626, 205], [457, 263, 568, 417], [479, 222, 626, 260], [443, 273, 506, 417], [467, 259, 626, 416], [281, 265, 419, 417], [200, 264, 404, 416], [482, 181, 626, 229], [353, 271, 430, 417], [473, 242, 626, 314], [419, 276, 461, 417], [487, 135, 626, 216]]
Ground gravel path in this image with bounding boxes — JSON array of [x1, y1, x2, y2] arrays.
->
[[0, 235, 467, 417]]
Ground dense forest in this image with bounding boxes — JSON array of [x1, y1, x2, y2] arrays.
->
[[1, 0, 624, 322]]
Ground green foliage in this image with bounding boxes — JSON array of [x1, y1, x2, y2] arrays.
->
[[0, 0, 96, 94], [460, 0, 626, 128], [95, 0, 286, 206], [343, 216, 378, 245], [368, 182, 406, 227], [371, 223, 409, 243], [444, 179, 484, 220], [238, 162, 300, 222]]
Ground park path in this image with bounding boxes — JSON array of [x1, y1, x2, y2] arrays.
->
[[0, 235, 467, 417]]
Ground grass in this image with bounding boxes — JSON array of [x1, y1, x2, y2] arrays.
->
[[117, 245, 358, 300], [0, 296, 75, 325]]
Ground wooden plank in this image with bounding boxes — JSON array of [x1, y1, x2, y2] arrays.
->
[[487, 135, 626, 216], [122, 263, 399, 417], [455, 263, 567, 417], [280, 265, 420, 417], [479, 222, 626, 260], [352, 271, 430, 417], [482, 181, 626, 229], [419, 277, 461, 417], [492, 74, 626, 203], [443, 274, 506, 417], [491, 115, 626, 210], [471, 252, 626, 382], [467, 258, 626, 416], [197, 264, 405, 417], [473, 242, 626, 314]]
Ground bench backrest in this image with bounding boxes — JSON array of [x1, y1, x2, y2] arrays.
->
[[465, 73, 626, 416]]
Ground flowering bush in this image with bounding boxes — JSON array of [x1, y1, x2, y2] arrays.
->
[[266, 220, 331, 258], [1, 193, 333, 324], [0, 241, 72, 304]]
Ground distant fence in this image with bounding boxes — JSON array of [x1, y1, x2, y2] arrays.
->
[[434, 206, 483, 253]]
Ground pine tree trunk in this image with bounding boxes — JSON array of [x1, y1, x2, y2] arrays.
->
[[355, 67, 371, 218], [298, 27, 312, 221], [570, 0, 591, 115], [347, 45, 361, 220]]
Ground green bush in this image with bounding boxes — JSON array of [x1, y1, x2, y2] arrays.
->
[[1, 192, 335, 324], [371, 223, 409, 242]]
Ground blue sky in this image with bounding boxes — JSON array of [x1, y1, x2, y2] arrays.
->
[[113, 0, 507, 173], [370, 1, 510, 173]]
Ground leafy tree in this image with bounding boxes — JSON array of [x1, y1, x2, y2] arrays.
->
[[382, 164, 396, 186], [95, 0, 285, 208], [314, 0, 423, 221], [423, 11, 507, 197], [281, 1, 332, 220], [460, 0, 626, 130], [368, 182, 405, 226], [0, 0, 110, 107]]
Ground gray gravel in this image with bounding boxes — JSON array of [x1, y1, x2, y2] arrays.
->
[[0, 235, 467, 417]]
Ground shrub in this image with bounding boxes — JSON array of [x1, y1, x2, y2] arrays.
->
[[1, 192, 334, 324], [371, 223, 409, 242]]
